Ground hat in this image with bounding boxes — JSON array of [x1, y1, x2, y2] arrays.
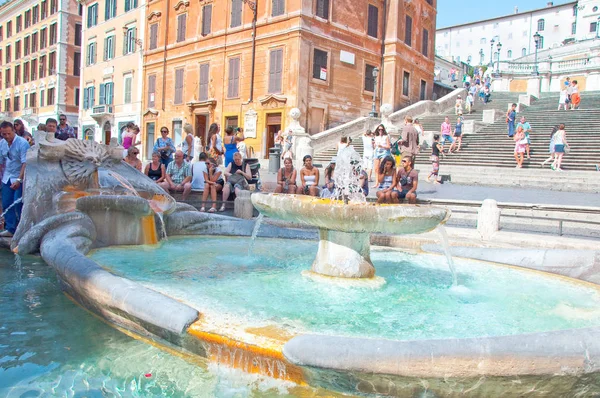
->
[[331, 157, 337, 164]]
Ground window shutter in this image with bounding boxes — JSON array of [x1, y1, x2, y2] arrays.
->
[[123, 30, 127, 55], [103, 37, 108, 60], [132, 27, 137, 53], [231, 0, 242, 27], [233, 58, 239, 98], [87, 7, 92, 26], [316, 0, 329, 19], [125, 77, 132, 103], [83, 87, 88, 109], [199, 63, 209, 101], [367, 5, 378, 38], [105, 0, 109, 20], [174, 68, 184, 104], [148, 75, 155, 107], [125, 0, 130, 11], [272, 0, 284, 17], [422, 29, 429, 57], [99, 83, 105, 105], [90, 86, 95, 107], [405, 15, 412, 46], [269, 49, 283, 93], [150, 24, 157, 49], [177, 14, 186, 42], [202, 5, 212, 35]]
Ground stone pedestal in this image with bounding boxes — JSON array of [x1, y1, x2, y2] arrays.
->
[[527, 77, 541, 99], [312, 229, 375, 278], [380, 104, 399, 140], [234, 190, 254, 219], [463, 120, 475, 135], [477, 199, 501, 240], [482, 109, 496, 124], [287, 108, 314, 171], [518, 94, 532, 106]]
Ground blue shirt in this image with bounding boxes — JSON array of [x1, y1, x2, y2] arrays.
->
[[153, 137, 176, 157], [0, 135, 29, 184]]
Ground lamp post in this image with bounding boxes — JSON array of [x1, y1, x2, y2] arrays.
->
[[495, 42, 502, 75], [369, 67, 380, 117], [241, 0, 257, 102], [533, 32, 541, 75], [489, 38, 495, 67], [479, 48, 484, 65]]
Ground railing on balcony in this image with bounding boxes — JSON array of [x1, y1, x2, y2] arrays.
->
[[499, 56, 600, 75], [22, 107, 38, 115], [91, 104, 113, 114]]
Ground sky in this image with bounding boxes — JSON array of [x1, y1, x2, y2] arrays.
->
[[437, 0, 573, 28]]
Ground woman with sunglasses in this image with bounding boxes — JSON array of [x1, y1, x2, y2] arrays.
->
[[124, 146, 142, 171], [144, 152, 166, 183], [372, 124, 391, 188], [153, 127, 176, 167]]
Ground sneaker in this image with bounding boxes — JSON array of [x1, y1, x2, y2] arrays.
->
[[0, 230, 13, 237]]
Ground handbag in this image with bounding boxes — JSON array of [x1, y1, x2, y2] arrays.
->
[[391, 139, 401, 156], [564, 145, 571, 154], [157, 139, 170, 160]]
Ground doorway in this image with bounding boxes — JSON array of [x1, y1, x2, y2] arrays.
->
[[195, 114, 208, 150], [266, 113, 281, 159], [103, 121, 112, 144]]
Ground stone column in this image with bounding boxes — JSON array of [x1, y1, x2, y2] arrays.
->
[[287, 108, 313, 171], [477, 199, 501, 240], [234, 190, 254, 219]]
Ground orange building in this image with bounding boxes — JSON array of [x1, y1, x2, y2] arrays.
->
[[142, 0, 436, 158]]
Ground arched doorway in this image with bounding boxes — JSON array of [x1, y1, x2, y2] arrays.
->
[[103, 121, 112, 144], [84, 128, 94, 141]]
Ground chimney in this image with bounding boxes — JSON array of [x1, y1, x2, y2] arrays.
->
[[547, 2, 553, 6], [514, 6, 518, 14]]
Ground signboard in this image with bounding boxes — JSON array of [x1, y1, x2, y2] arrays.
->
[[340, 50, 355, 65], [244, 109, 258, 138], [320, 67, 327, 80]]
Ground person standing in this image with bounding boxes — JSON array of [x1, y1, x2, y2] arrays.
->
[[541, 126, 558, 168], [513, 126, 526, 168], [223, 126, 244, 167], [0, 121, 29, 237], [570, 80, 581, 110], [207, 123, 224, 165], [516, 116, 532, 159], [428, 134, 444, 184], [372, 124, 391, 188], [552, 124, 569, 171], [153, 127, 176, 167], [236, 127, 248, 159], [56, 114, 76, 140], [558, 86, 568, 111], [13, 119, 34, 145], [451, 117, 463, 153], [361, 130, 375, 182], [400, 116, 419, 164], [440, 116, 454, 153], [506, 103, 517, 138], [181, 123, 195, 162], [122, 123, 141, 150]]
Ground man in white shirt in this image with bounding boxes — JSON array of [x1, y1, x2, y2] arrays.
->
[[191, 152, 208, 191]]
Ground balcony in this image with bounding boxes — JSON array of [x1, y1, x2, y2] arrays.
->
[[90, 104, 114, 122]]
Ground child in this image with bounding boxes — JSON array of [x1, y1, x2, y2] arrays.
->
[[428, 134, 444, 184]]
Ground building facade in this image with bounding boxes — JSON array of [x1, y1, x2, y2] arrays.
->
[[435, 2, 578, 65], [141, 0, 436, 159], [0, 0, 82, 132], [78, 0, 146, 145]]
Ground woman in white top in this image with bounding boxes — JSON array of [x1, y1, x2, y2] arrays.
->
[[236, 127, 248, 159], [372, 124, 391, 188], [361, 130, 375, 181], [551, 124, 569, 172], [413, 119, 424, 150], [192, 130, 203, 163], [191, 152, 208, 190], [181, 123, 194, 162]]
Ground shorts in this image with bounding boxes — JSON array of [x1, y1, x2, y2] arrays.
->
[[363, 155, 373, 170], [398, 189, 415, 199], [454, 131, 462, 137], [375, 149, 391, 159], [554, 144, 565, 153], [441, 135, 454, 144]]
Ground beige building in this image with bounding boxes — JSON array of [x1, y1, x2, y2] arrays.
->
[[0, 0, 82, 132], [78, 0, 145, 146]]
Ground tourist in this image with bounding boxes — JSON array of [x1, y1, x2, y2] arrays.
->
[[321, 158, 336, 199], [224, 126, 245, 167], [0, 121, 29, 237], [144, 152, 166, 183], [428, 134, 444, 184], [337, 136, 349, 157], [359, 169, 369, 197], [124, 147, 142, 171], [375, 155, 397, 204], [361, 129, 375, 181], [13, 119, 33, 145], [236, 127, 248, 159], [274, 129, 284, 148], [37, 123, 47, 132], [570, 80, 580, 110], [451, 117, 463, 153], [541, 126, 558, 168], [45, 118, 58, 136], [413, 119, 424, 150], [372, 124, 391, 188], [552, 124, 569, 171], [191, 152, 208, 191], [483, 85, 491, 104], [207, 123, 224, 164], [478, 84, 485, 103], [455, 95, 463, 115], [506, 103, 517, 138], [440, 116, 454, 153], [516, 116, 532, 159], [281, 129, 294, 160], [274, 157, 297, 194], [513, 126, 527, 168], [153, 127, 176, 167], [201, 157, 224, 213], [465, 92, 474, 114], [400, 116, 419, 163], [222, 152, 252, 210], [181, 123, 195, 162], [56, 114, 76, 140], [297, 155, 320, 196], [394, 156, 418, 204], [558, 86, 568, 111], [159, 150, 192, 200], [122, 123, 141, 151], [566, 78, 573, 105]]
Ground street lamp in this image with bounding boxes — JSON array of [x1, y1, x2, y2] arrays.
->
[[479, 48, 484, 65], [489, 38, 495, 67], [369, 67, 380, 117], [241, 0, 258, 102], [495, 42, 502, 75], [533, 32, 541, 75]]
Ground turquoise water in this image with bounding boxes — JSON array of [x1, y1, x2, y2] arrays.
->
[[0, 252, 339, 397], [90, 236, 600, 341]]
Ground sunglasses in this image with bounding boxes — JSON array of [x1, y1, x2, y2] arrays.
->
[[59, 118, 66, 121], [161, 130, 168, 133], [133, 151, 139, 155]]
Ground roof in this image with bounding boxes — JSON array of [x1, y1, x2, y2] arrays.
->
[[437, 1, 577, 31]]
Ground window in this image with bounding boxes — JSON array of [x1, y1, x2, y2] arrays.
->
[[78, 3, 83, 15], [0, 26, 3, 42], [591, 22, 598, 33], [4, 98, 9, 112], [40, 55, 46, 77], [419, 80, 426, 101], [4, 68, 10, 88], [124, 75, 132, 103], [402, 71, 409, 96], [176, 14, 186, 42], [99, 82, 114, 104], [6, 21, 12, 38], [83, 86, 95, 108], [50, 0, 57, 14], [14, 96, 20, 111], [15, 40, 21, 59], [316, 0, 329, 19], [199, 63, 209, 101], [73, 52, 80, 76], [367, 5, 378, 38], [147, 74, 156, 107], [124, 0, 138, 12], [104, 35, 115, 60], [75, 87, 79, 106], [145, 123, 155, 160], [123, 27, 136, 54], [231, 0, 242, 27], [31, 58, 37, 80], [24, 36, 30, 56], [50, 23, 57, 45], [268, 48, 283, 94], [24, 94, 29, 109], [312, 48, 327, 80], [5, 45, 10, 63], [32, 32, 38, 52], [33, 6, 39, 23], [40, 89, 44, 106], [87, 42, 96, 65], [572, 22, 577, 35], [536, 35, 544, 49], [202, 5, 212, 35], [75, 23, 82, 46], [227, 57, 240, 98], [272, 0, 284, 17], [30, 92, 36, 108], [47, 87, 55, 105], [23, 62, 29, 83], [364, 64, 376, 92], [537, 19, 545, 32], [105, 0, 116, 20], [40, 28, 47, 49], [507, 49, 512, 58], [16, 15, 22, 33], [88, 3, 98, 28], [422, 28, 429, 57], [522, 47, 526, 56], [25, 10, 31, 28], [404, 15, 412, 46], [174, 68, 184, 104], [41, 0, 47, 19], [14, 64, 20, 85], [573, 4, 578, 16], [149, 23, 158, 49]]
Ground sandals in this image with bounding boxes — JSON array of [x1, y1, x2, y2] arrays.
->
[[208, 207, 217, 213], [219, 204, 226, 212], [200, 207, 206, 212]]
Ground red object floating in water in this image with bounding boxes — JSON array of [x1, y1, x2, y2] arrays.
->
[[145, 373, 152, 378]]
